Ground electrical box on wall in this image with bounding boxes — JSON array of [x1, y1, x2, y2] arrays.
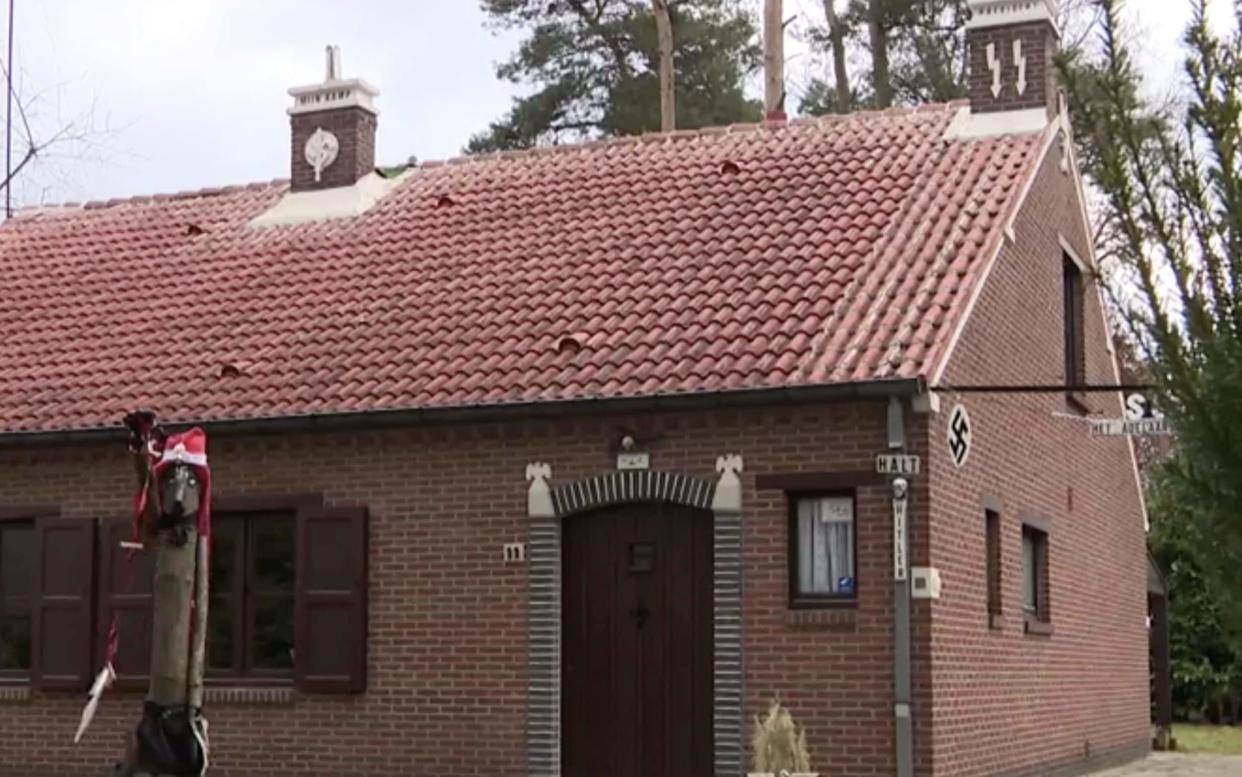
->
[[910, 567, 942, 599]]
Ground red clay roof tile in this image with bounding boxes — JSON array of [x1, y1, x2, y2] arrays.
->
[[0, 102, 1044, 434]]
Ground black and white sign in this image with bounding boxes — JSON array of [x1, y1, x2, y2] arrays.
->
[[1089, 417, 1170, 436], [947, 403, 972, 468], [893, 493, 908, 581], [1089, 392, 1171, 437], [876, 454, 921, 476]]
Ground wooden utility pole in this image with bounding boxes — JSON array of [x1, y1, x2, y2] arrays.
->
[[822, 0, 850, 112], [764, 0, 785, 119], [6, 0, 15, 218], [651, 0, 674, 131]]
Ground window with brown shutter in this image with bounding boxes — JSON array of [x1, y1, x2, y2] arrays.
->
[[97, 517, 155, 690], [295, 506, 367, 694], [33, 517, 96, 690], [90, 497, 367, 693]]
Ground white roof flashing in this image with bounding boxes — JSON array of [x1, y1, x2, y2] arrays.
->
[[944, 106, 1051, 140], [247, 170, 411, 228]]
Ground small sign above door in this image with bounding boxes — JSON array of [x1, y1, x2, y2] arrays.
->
[[617, 452, 650, 470], [876, 454, 920, 476]]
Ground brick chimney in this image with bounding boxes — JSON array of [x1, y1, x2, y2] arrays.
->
[[966, 0, 1060, 118], [287, 46, 379, 192]]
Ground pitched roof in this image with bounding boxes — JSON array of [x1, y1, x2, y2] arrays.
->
[[0, 102, 1046, 435]]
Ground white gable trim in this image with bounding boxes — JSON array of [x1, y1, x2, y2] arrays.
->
[[929, 118, 1063, 386], [930, 108, 1151, 532], [1061, 120, 1103, 274], [944, 106, 1050, 141], [1060, 234, 1089, 272], [1002, 115, 1072, 239]]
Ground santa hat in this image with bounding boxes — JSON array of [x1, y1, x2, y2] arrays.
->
[[150, 427, 212, 539]]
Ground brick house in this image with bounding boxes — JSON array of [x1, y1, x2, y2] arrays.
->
[[0, 1, 1149, 776]]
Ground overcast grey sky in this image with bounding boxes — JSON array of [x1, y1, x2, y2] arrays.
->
[[1, 0, 1214, 205]]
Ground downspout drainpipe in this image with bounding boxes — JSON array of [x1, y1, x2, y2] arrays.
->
[[887, 396, 914, 777]]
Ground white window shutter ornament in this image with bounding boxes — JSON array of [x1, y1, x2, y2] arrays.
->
[[1014, 39, 1028, 95], [711, 454, 744, 514], [986, 43, 1002, 98], [526, 462, 554, 518]]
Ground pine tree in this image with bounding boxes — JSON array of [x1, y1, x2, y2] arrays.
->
[[801, 0, 968, 114], [468, 0, 761, 152], [1059, 0, 1242, 636], [799, 0, 1093, 115]]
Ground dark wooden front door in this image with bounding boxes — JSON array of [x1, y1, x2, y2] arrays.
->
[[562, 501, 714, 777]]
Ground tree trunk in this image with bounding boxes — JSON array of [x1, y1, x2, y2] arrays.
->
[[651, 0, 675, 131], [822, 0, 850, 112], [868, 0, 892, 108], [764, 0, 785, 119]]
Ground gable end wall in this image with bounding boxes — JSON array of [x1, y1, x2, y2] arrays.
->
[[925, 140, 1149, 776]]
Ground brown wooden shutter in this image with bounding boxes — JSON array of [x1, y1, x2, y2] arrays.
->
[[294, 506, 367, 693], [97, 517, 155, 690], [33, 517, 96, 690]]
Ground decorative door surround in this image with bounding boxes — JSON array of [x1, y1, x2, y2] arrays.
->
[[525, 456, 745, 777]]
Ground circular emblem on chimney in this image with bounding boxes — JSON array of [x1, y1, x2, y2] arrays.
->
[[304, 127, 340, 183]]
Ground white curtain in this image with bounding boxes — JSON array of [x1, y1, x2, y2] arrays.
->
[[797, 497, 854, 594]]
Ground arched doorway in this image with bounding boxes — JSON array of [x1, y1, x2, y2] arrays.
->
[[561, 501, 714, 777]]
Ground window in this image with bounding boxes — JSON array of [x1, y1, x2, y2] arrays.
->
[[790, 494, 856, 607], [0, 521, 35, 675], [1022, 525, 1050, 629], [208, 512, 296, 679], [96, 501, 368, 692], [985, 510, 1002, 623], [1063, 255, 1085, 390]]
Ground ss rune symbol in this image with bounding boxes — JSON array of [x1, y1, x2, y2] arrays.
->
[[947, 403, 972, 469]]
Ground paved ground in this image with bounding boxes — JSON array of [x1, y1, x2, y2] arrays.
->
[[1090, 752, 1242, 776]]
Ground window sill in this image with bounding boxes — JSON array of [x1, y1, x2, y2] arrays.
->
[[785, 608, 856, 631], [0, 683, 30, 703], [1024, 615, 1054, 637], [204, 685, 294, 706], [789, 597, 857, 611], [989, 613, 1005, 631]]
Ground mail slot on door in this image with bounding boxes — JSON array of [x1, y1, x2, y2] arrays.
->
[[629, 542, 655, 574]]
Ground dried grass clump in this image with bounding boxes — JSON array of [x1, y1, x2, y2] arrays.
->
[[751, 700, 811, 774]]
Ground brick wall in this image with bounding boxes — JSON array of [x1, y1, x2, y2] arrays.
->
[[289, 106, 377, 192], [0, 400, 911, 777], [924, 139, 1150, 775]]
